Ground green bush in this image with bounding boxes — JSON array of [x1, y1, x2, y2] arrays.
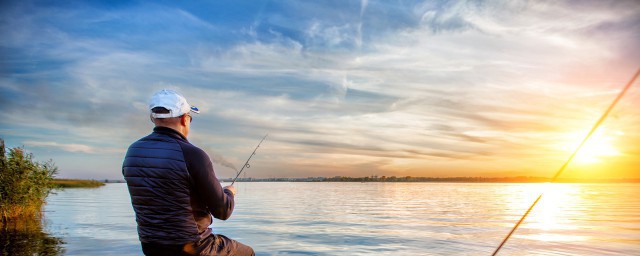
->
[[0, 139, 58, 220]]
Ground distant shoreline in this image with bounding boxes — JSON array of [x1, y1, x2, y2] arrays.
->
[[222, 176, 640, 183], [52, 179, 105, 188], [94, 176, 640, 184]]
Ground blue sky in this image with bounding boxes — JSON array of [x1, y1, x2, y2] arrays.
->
[[1, 0, 639, 180]]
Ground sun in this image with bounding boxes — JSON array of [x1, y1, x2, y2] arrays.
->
[[567, 129, 621, 165], [574, 132, 620, 164]]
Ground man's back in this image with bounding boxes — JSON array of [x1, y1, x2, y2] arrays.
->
[[123, 128, 202, 244]]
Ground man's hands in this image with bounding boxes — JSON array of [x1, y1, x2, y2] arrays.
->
[[223, 185, 236, 197]]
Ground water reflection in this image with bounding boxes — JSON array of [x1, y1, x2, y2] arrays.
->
[[498, 183, 640, 255], [1, 217, 65, 256], [520, 183, 588, 242], [35, 183, 640, 255]]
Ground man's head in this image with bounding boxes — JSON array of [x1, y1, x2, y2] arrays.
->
[[148, 89, 199, 137]]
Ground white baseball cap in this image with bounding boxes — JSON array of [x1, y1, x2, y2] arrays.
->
[[149, 89, 200, 118]]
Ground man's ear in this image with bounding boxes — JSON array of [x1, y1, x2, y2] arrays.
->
[[180, 115, 189, 126]]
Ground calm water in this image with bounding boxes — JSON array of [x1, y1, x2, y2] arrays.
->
[[42, 182, 640, 255]]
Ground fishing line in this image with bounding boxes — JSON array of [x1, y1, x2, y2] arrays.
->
[[491, 68, 640, 256], [231, 134, 268, 186]]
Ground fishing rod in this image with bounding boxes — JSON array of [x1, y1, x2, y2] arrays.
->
[[491, 68, 640, 256], [230, 134, 268, 185]]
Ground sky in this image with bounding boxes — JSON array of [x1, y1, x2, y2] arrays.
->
[[1, 0, 639, 180]]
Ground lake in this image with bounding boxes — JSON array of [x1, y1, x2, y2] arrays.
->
[[40, 182, 639, 255]]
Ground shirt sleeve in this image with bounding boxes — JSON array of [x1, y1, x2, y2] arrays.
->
[[182, 144, 235, 220]]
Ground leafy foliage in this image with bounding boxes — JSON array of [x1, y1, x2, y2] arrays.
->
[[0, 139, 58, 220]]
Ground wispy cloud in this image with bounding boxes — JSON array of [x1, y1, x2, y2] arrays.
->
[[1, 0, 638, 179], [24, 141, 123, 154]]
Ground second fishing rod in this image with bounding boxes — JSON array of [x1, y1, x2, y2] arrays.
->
[[491, 68, 640, 255]]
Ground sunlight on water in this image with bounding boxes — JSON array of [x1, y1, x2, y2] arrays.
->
[[495, 183, 640, 256], [510, 184, 588, 243], [39, 182, 640, 255]]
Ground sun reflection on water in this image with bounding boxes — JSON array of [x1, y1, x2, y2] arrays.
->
[[511, 183, 590, 243]]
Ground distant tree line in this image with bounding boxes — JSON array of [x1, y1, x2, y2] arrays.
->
[[311, 176, 551, 182], [226, 176, 553, 183], [226, 176, 638, 183]]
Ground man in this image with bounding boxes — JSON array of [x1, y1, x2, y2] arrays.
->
[[123, 89, 254, 256]]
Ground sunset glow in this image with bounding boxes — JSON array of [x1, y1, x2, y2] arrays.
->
[[1, 0, 639, 180]]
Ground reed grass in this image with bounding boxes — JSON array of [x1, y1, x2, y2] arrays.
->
[[0, 139, 58, 220], [52, 179, 105, 188]]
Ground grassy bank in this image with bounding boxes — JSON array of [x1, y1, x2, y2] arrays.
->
[[52, 179, 105, 188]]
